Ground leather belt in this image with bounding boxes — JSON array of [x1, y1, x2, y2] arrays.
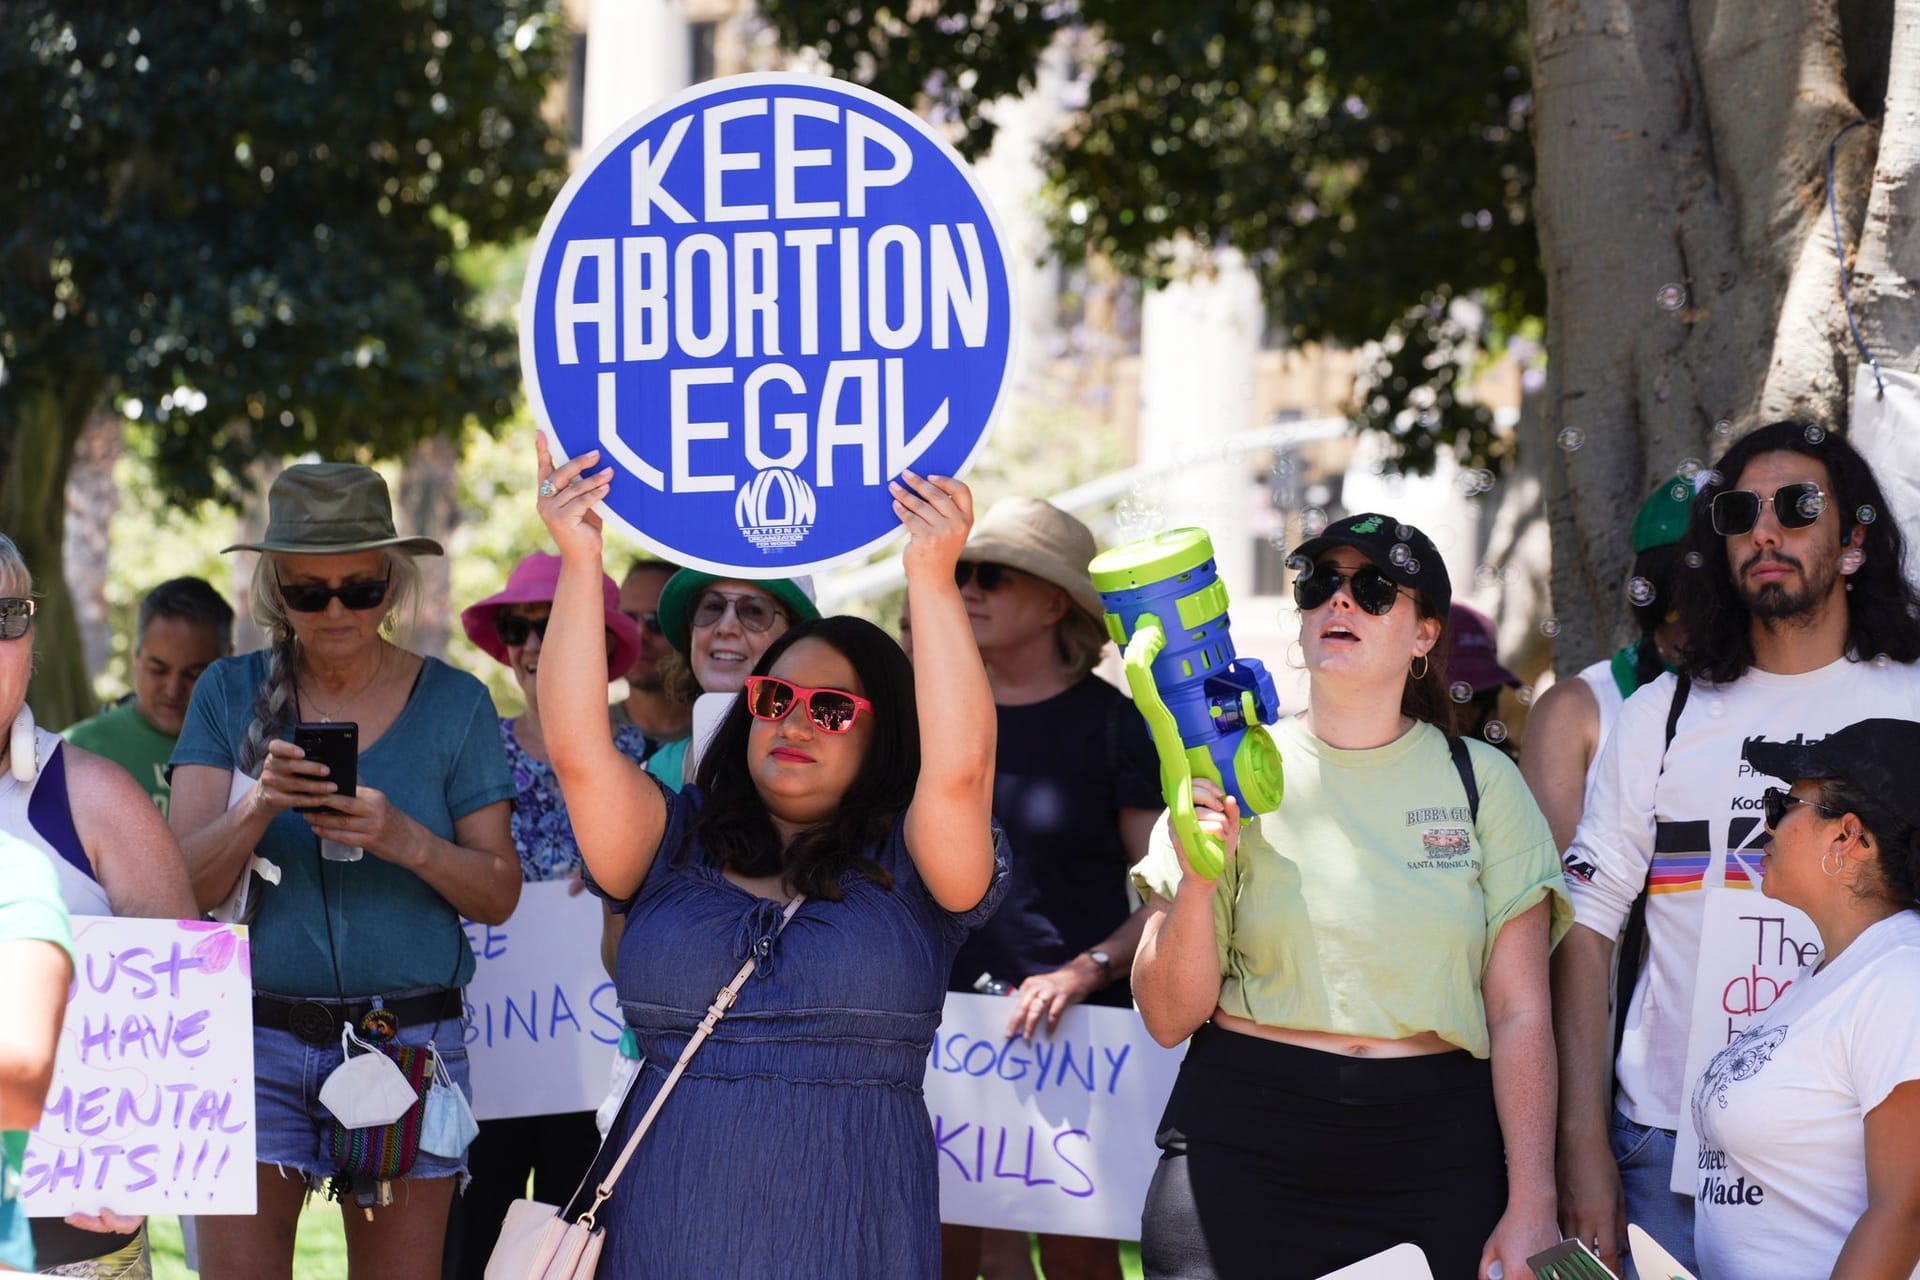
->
[[254, 990, 461, 1047]]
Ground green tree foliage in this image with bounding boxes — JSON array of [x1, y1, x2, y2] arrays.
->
[[0, 0, 568, 723], [758, 0, 1540, 472]]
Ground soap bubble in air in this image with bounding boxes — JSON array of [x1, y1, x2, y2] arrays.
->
[[1627, 576, 1656, 606], [1388, 543, 1412, 567], [1804, 424, 1826, 444], [1856, 505, 1877, 525], [1539, 617, 1561, 638], [1556, 428, 1585, 452], [1655, 283, 1687, 311], [1483, 720, 1508, 744], [1449, 682, 1474, 704]]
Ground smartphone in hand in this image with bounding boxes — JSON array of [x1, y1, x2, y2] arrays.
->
[[292, 722, 358, 814]]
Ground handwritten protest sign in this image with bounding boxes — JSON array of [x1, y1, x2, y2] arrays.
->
[[520, 72, 1015, 577], [926, 993, 1184, 1239], [23, 918, 255, 1217], [461, 881, 623, 1121], [1671, 889, 1820, 1194]]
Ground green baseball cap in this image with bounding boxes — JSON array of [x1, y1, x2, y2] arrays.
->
[[1632, 478, 1696, 554]]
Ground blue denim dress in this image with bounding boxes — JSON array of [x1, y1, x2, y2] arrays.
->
[[587, 783, 1008, 1278]]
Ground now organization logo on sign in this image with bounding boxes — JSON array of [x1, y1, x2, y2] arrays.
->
[[520, 72, 1016, 577]]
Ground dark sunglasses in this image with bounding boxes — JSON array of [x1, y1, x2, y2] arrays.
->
[[1292, 562, 1408, 616], [1761, 786, 1842, 830], [691, 592, 785, 633], [954, 562, 1011, 591], [744, 675, 873, 734], [492, 614, 551, 647], [621, 609, 663, 637], [276, 572, 391, 614], [0, 597, 34, 642], [1710, 481, 1827, 537]]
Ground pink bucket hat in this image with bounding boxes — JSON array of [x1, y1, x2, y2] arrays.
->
[[461, 552, 641, 678]]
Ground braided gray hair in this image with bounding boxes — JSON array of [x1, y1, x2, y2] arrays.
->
[[235, 551, 422, 774]]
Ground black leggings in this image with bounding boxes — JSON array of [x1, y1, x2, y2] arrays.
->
[[1140, 1025, 1508, 1280]]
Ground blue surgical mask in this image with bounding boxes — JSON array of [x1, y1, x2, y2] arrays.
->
[[418, 1045, 478, 1158]]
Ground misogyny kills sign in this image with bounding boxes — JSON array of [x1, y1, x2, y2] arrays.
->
[[520, 72, 1015, 577], [23, 918, 256, 1216], [926, 994, 1185, 1240]]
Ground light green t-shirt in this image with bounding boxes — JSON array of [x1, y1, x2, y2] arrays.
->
[[64, 700, 176, 814], [1133, 717, 1570, 1058], [2, 834, 74, 1270]]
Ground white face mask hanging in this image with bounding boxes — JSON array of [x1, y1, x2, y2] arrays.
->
[[317, 1025, 419, 1130]]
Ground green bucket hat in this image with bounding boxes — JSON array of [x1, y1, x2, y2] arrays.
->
[[222, 463, 444, 557], [1632, 477, 1696, 554], [656, 570, 821, 654]]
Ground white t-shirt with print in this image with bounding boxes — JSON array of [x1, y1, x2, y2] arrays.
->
[[1692, 911, 1920, 1280], [1562, 656, 1920, 1129]]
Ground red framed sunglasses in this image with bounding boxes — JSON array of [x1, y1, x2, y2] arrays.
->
[[744, 676, 873, 734]]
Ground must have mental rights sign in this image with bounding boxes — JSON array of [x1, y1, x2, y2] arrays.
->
[[521, 73, 1015, 577]]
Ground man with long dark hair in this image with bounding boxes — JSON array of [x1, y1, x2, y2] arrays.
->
[[1553, 421, 1920, 1276]]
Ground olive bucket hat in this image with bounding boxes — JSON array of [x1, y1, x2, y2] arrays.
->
[[222, 463, 444, 557]]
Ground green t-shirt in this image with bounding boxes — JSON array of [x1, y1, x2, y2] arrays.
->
[[1133, 717, 1571, 1058], [2, 834, 74, 1271], [64, 700, 176, 814]]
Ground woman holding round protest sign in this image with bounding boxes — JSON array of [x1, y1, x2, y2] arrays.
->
[[532, 439, 1004, 1277], [1688, 721, 1920, 1279], [167, 463, 518, 1278], [0, 532, 198, 1279], [442, 553, 647, 1278], [1131, 514, 1569, 1280]]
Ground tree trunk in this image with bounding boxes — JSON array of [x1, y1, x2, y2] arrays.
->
[[0, 388, 100, 730], [1854, 0, 1920, 371], [62, 409, 124, 687], [397, 434, 462, 659], [1527, 0, 1893, 671]]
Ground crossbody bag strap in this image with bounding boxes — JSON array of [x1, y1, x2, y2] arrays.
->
[[575, 892, 805, 1231]]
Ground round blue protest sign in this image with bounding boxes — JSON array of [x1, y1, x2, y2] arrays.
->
[[521, 73, 1016, 577]]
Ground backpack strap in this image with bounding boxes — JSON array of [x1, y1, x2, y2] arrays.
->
[[1612, 672, 1692, 1079], [1446, 734, 1480, 827]]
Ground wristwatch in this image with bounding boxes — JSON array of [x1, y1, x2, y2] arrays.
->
[[1082, 948, 1114, 982]]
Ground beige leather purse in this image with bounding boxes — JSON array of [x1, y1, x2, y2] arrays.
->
[[484, 894, 805, 1280]]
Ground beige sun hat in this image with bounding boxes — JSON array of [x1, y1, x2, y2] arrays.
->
[[958, 497, 1104, 621]]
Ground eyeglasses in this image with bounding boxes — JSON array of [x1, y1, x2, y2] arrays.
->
[[621, 609, 663, 637], [1292, 562, 1409, 616], [492, 614, 551, 647], [1761, 786, 1842, 830], [0, 598, 34, 642], [276, 573, 391, 613], [744, 675, 873, 734], [954, 562, 1010, 591], [691, 592, 785, 633], [1710, 482, 1827, 536]]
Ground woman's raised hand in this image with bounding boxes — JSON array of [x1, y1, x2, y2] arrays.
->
[[535, 435, 614, 562], [889, 471, 973, 582]]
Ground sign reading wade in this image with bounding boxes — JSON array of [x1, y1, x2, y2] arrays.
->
[[521, 73, 1015, 576]]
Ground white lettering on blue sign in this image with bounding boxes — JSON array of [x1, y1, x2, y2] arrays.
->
[[522, 73, 1015, 577]]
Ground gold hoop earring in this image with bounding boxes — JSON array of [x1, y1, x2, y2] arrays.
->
[[1410, 654, 1430, 680], [1287, 640, 1305, 669]]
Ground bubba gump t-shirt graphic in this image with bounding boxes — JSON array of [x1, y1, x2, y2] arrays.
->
[[1406, 804, 1476, 870]]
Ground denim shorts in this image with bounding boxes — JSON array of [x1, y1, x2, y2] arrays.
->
[[253, 1011, 470, 1186]]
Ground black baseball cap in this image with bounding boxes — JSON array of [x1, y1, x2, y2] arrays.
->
[[1290, 513, 1451, 615], [1743, 718, 1920, 832]]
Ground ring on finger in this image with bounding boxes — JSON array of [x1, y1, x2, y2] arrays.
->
[[538, 478, 556, 498]]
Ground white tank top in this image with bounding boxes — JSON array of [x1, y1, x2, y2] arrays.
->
[[1574, 658, 1626, 786], [0, 727, 113, 915]]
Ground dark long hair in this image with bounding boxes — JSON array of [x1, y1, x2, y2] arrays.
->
[[1677, 421, 1920, 684], [1403, 594, 1456, 735], [688, 616, 919, 901], [1628, 542, 1682, 689]]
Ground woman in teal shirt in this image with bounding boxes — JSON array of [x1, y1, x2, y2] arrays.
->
[[169, 464, 517, 1279], [1, 833, 73, 1273]]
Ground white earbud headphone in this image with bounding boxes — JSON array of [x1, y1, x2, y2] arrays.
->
[[10, 704, 38, 783]]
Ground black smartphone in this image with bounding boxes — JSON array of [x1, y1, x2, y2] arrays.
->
[[292, 722, 358, 814]]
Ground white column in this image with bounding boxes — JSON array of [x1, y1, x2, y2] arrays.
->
[[583, 0, 690, 153], [1137, 247, 1263, 602]]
